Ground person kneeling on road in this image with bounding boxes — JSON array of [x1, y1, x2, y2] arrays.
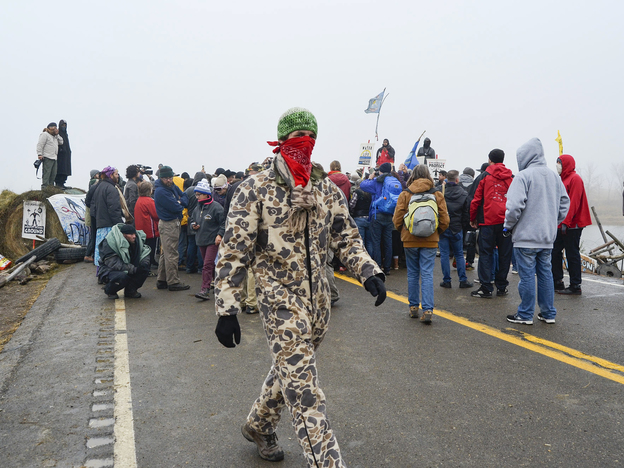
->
[[98, 223, 151, 299]]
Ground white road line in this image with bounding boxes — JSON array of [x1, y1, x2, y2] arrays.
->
[[114, 296, 138, 468]]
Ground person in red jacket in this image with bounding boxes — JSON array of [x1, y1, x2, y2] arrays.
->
[[552, 154, 592, 295], [469, 149, 514, 298], [327, 160, 351, 201], [134, 181, 160, 269]]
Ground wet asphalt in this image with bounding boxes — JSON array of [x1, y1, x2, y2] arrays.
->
[[1, 261, 624, 467]]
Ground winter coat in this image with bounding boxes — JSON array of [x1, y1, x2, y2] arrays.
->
[[376, 144, 396, 166], [153, 178, 188, 221], [360, 171, 406, 220], [36, 131, 63, 160], [134, 196, 160, 239], [349, 188, 372, 218], [97, 223, 151, 279], [458, 173, 474, 191], [328, 171, 351, 201], [393, 178, 450, 248], [56, 126, 72, 176], [191, 199, 226, 247], [504, 138, 569, 249], [417, 146, 435, 160], [214, 154, 382, 316], [443, 182, 469, 235], [91, 178, 123, 228], [558, 154, 592, 229], [124, 178, 139, 217], [470, 163, 513, 226]]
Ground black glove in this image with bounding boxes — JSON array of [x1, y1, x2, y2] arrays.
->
[[127, 264, 137, 275], [364, 275, 387, 306], [215, 315, 241, 348], [560, 224, 568, 235]]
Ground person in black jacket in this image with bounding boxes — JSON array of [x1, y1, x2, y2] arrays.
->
[[417, 137, 435, 160], [91, 166, 123, 268], [54, 120, 72, 188], [439, 170, 473, 289], [84, 171, 100, 262], [98, 224, 151, 299]]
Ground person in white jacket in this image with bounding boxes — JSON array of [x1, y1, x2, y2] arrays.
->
[[36, 122, 63, 189]]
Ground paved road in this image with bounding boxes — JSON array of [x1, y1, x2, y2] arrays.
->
[[1, 261, 623, 467]]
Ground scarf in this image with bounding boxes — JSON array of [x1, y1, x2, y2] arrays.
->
[[267, 136, 315, 187], [273, 154, 317, 233]]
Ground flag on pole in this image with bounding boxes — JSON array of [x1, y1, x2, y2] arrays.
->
[[364, 90, 385, 114], [405, 141, 420, 170], [555, 130, 563, 156]]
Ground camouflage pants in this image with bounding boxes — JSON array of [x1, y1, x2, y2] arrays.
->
[[247, 301, 345, 468]]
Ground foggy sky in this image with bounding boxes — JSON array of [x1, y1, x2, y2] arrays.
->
[[2, 0, 623, 194]]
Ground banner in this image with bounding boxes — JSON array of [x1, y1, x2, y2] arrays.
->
[[358, 143, 376, 166], [364, 90, 385, 114], [22, 201, 46, 240], [427, 159, 446, 178], [47, 193, 90, 246]]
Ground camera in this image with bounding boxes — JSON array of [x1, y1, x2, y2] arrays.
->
[[374, 170, 380, 176], [34, 159, 42, 169], [136, 164, 153, 176]]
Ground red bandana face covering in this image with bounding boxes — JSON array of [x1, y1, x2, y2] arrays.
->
[[267, 136, 315, 187]]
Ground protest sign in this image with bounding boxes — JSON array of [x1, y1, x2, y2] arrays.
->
[[22, 201, 46, 240]]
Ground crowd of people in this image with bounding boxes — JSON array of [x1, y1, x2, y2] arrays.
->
[[40, 108, 591, 467]]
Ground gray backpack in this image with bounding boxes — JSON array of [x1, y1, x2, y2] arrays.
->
[[403, 188, 439, 237]]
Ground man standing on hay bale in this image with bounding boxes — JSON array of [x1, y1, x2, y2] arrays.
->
[[36, 122, 63, 190]]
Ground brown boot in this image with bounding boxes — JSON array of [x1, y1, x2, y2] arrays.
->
[[409, 306, 420, 318], [420, 310, 433, 324], [242, 423, 285, 462], [392, 257, 399, 270]]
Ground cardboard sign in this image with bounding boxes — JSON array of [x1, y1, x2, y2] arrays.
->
[[22, 201, 46, 240], [358, 143, 376, 166], [427, 159, 446, 178]]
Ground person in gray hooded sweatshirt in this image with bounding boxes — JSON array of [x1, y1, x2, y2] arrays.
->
[[503, 138, 569, 325]]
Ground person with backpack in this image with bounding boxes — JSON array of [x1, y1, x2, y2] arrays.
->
[[393, 164, 449, 322], [361, 162, 405, 275]]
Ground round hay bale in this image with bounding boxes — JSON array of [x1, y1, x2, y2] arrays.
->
[[0, 189, 70, 262]]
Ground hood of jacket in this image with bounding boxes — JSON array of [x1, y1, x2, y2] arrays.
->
[[516, 137, 547, 171], [407, 178, 435, 194], [486, 162, 514, 181], [106, 223, 150, 264], [458, 173, 473, 187], [558, 154, 576, 181], [328, 171, 350, 186], [192, 171, 206, 186], [444, 182, 466, 203]]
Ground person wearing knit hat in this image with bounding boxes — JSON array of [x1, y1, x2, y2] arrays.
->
[[97, 223, 151, 299], [153, 165, 190, 291], [469, 148, 514, 298], [211, 174, 228, 207], [36, 121, 64, 190], [214, 107, 386, 466], [190, 178, 224, 301]]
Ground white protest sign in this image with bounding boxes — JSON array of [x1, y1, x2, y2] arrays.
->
[[427, 159, 446, 178], [47, 193, 90, 245], [22, 201, 46, 240], [358, 143, 376, 167]]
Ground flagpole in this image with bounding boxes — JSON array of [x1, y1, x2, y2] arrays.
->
[[375, 91, 389, 141]]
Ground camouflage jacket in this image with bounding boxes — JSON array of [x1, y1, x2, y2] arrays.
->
[[215, 155, 382, 316]]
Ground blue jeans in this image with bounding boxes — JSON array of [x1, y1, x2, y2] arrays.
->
[[186, 234, 204, 272], [371, 213, 393, 271], [354, 216, 374, 257], [439, 230, 468, 283], [514, 247, 557, 320], [405, 247, 437, 311]]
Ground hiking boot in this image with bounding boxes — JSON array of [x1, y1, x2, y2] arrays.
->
[[554, 281, 565, 291], [156, 280, 168, 290], [195, 289, 210, 300], [537, 313, 556, 324], [392, 258, 399, 270], [496, 288, 508, 296], [246, 306, 259, 314], [124, 290, 142, 299], [557, 285, 582, 295], [409, 306, 420, 318], [506, 314, 533, 325], [471, 287, 492, 298], [106, 292, 119, 300], [439, 281, 452, 288], [459, 281, 474, 289], [420, 310, 433, 324], [241, 423, 284, 462], [168, 282, 190, 291]]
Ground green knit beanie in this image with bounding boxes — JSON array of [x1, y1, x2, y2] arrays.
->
[[277, 107, 318, 141]]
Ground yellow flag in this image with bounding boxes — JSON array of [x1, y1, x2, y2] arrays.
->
[[555, 130, 563, 156]]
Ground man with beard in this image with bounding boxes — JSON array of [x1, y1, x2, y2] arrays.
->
[[214, 107, 386, 467], [154, 165, 189, 291], [375, 138, 395, 167], [417, 137, 435, 161], [36, 122, 63, 190], [54, 120, 72, 188]]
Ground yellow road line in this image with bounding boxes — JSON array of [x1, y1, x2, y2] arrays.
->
[[335, 273, 624, 385]]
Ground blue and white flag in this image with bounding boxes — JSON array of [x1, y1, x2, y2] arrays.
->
[[364, 90, 385, 114], [405, 140, 421, 170]]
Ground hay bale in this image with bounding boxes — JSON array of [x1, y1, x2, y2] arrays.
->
[[0, 189, 69, 262]]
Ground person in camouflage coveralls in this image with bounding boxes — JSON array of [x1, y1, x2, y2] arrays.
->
[[214, 108, 387, 467]]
